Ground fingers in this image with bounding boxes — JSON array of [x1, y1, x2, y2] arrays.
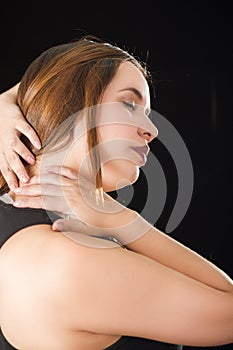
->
[[0, 150, 32, 189], [13, 194, 67, 214], [46, 166, 94, 190], [0, 145, 35, 188], [1, 151, 31, 185], [13, 183, 63, 197], [12, 180, 75, 215], [13, 196, 44, 209], [10, 137, 36, 165], [0, 122, 41, 189], [17, 119, 41, 150], [46, 165, 78, 179], [0, 92, 41, 188], [52, 219, 104, 242], [0, 153, 20, 190], [27, 173, 76, 186]]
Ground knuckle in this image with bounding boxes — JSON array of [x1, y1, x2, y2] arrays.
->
[[9, 138, 18, 149], [21, 121, 33, 133], [7, 152, 18, 164], [1, 163, 12, 174]]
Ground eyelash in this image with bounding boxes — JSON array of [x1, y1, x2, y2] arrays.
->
[[123, 101, 136, 111]]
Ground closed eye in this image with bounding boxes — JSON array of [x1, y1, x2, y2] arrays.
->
[[123, 101, 136, 111]]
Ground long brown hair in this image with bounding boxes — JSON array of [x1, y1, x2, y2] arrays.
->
[[0, 36, 150, 197]]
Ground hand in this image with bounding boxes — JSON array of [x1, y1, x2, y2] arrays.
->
[[13, 165, 97, 216], [12, 165, 126, 228], [52, 217, 125, 249], [12, 165, 150, 245], [0, 85, 41, 190]]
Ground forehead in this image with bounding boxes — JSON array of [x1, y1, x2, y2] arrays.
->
[[109, 61, 150, 100]]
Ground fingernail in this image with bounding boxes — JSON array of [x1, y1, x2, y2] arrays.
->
[[26, 156, 35, 164], [14, 187, 22, 193], [13, 200, 22, 207], [53, 223, 64, 231], [20, 175, 29, 183], [34, 141, 41, 149]]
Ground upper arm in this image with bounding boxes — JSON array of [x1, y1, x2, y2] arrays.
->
[[55, 238, 233, 347]]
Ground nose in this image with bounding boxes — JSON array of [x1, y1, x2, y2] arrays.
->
[[137, 124, 158, 143]]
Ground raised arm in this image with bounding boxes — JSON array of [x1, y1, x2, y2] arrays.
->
[[0, 83, 41, 190], [38, 223, 233, 347], [66, 210, 233, 293], [6, 166, 233, 346], [11, 166, 233, 295]]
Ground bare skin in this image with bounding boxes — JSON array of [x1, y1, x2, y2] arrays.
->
[[1, 224, 233, 349], [0, 225, 122, 350], [0, 63, 233, 349], [0, 83, 41, 188]]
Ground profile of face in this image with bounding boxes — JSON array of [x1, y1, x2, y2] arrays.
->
[[56, 61, 158, 192]]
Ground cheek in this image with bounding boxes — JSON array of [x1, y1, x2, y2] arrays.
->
[[97, 126, 135, 164], [97, 125, 144, 170], [98, 125, 135, 143], [98, 140, 130, 166]]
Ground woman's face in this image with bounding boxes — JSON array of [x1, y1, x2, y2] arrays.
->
[[96, 61, 158, 191], [65, 61, 158, 192]]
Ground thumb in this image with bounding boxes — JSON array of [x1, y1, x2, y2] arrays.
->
[[52, 218, 88, 233]]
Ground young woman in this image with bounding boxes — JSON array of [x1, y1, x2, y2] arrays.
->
[[0, 36, 232, 350]]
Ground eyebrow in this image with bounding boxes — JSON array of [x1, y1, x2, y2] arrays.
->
[[118, 87, 143, 100]]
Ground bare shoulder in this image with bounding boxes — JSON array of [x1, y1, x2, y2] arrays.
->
[[0, 224, 119, 284], [2, 224, 233, 347], [2, 223, 126, 300], [48, 228, 233, 347]]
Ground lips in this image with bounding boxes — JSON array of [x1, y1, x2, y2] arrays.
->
[[132, 145, 150, 164]]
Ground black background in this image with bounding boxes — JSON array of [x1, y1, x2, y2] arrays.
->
[[0, 1, 232, 349]]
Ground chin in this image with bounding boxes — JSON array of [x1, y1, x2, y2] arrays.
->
[[102, 167, 140, 192]]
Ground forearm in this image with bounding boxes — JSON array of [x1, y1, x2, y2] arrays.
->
[[14, 176, 233, 293], [97, 201, 233, 293], [126, 223, 233, 292]]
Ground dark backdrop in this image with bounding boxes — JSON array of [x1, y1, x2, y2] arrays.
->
[[0, 1, 232, 349]]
